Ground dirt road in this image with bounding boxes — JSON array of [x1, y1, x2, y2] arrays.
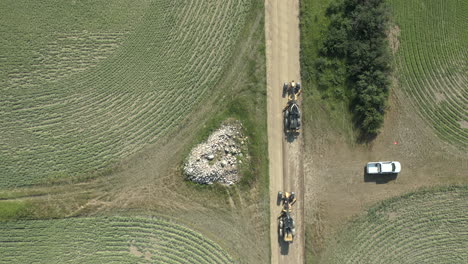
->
[[265, 0, 304, 263]]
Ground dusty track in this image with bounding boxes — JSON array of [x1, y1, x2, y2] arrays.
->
[[265, 0, 304, 263]]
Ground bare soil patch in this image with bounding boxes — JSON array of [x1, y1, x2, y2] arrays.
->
[[434, 92, 446, 104], [129, 245, 143, 258], [459, 120, 468, 129], [388, 25, 400, 54]]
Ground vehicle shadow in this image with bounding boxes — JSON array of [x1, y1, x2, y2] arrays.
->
[[278, 231, 290, 255], [285, 131, 300, 142], [282, 83, 287, 98], [364, 167, 398, 184], [276, 194, 282, 206]]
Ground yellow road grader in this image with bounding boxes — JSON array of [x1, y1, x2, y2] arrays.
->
[[282, 81, 302, 133], [277, 191, 296, 243], [282, 81, 302, 98]]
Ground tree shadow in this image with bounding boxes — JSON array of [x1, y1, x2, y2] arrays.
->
[[357, 131, 378, 144], [364, 167, 398, 184]]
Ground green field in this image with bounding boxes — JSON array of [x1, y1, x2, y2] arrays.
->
[[391, 0, 467, 148], [0, 216, 233, 263], [0, 0, 251, 187], [322, 186, 468, 264], [300, 0, 467, 144]]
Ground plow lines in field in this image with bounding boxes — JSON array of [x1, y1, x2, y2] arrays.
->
[[0, 0, 251, 187], [391, 0, 467, 148], [322, 186, 468, 264], [0, 216, 233, 264]]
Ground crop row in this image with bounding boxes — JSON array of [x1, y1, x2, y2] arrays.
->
[[391, 0, 467, 148], [6, 32, 125, 88], [0, 0, 251, 187], [323, 187, 468, 264], [0, 216, 234, 264]]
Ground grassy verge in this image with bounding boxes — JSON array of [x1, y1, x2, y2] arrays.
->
[[182, 0, 267, 194], [320, 0, 392, 137], [188, 56, 267, 190], [176, 3, 269, 260], [301, 0, 393, 141], [300, 0, 356, 143], [300, 1, 335, 261]]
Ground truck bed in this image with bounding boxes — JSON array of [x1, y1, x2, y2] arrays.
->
[[367, 163, 380, 174]]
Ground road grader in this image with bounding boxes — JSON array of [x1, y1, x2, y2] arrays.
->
[[282, 81, 302, 133], [278, 191, 296, 243], [282, 81, 301, 98], [283, 99, 301, 133]]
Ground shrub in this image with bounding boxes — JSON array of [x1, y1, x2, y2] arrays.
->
[[316, 0, 392, 137]]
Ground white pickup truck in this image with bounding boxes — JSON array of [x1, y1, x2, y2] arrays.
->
[[366, 161, 401, 174]]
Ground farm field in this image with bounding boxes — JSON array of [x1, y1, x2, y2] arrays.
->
[[0, 0, 251, 187], [0, 216, 233, 264], [300, 0, 468, 263], [3, 0, 465, 263], [0, 0, 270, 263], [321, 186, 468, 264], [391, 0, 467, 148]]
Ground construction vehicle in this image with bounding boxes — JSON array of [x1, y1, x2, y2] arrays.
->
[[283, 99, 301, 132], [278, 191, 296, 206], [283, 81, 302, 98], [279, 211, 296, 242], [282, 81, 302, 133], [278, 191, 296, 243]]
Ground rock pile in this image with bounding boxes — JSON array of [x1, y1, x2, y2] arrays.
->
[[184, 121, 247, 185]]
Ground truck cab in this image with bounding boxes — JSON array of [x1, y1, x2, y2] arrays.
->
[[366, 161, 401, 174]]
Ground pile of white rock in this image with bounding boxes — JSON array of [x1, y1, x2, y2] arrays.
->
[[184, 121, 247, 185]]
